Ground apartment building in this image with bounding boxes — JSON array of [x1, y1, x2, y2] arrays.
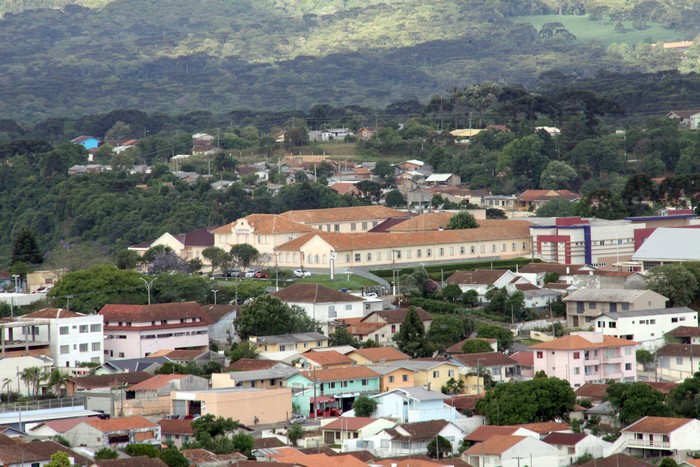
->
[[593, 307, 698, 350], [563, 288, 668, 328]]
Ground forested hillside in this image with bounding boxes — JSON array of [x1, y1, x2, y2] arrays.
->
[[0, 0, 697, 121]]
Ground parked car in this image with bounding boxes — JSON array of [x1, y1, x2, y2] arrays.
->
[[294, 269, 311, 277], [289, 414, 307, 424], [224, 268, 242, 277], [244, 269, 258, 278], [365, 292, 378, 298], [255, 271, 269, 279]]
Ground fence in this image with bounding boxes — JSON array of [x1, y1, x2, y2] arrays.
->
[[0, 395, 85, 414]]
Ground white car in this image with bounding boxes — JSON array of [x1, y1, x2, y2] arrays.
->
[[294, 269, 311, 278], [244, 270, 258, 278], [365, 292, 378, 298]]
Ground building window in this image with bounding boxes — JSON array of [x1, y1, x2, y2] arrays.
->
[[589, 302, 596, 309], [361, 379, 367, 386], [448, 370, 454, 377], [118, 352, 125, 358], [460, 246, 465, 254], [388, 376, 395, 383], [362, 222, 368, 230], [417, 249, 422, 258], [79, 343, 88, 352], [512, 242, 516, 251], [90, 324, 101, 332], [573, 352, 580, 359], [621, 303, 630, 311], [355, 253, 361, 262], [480, 245, 485, 254], [92, 342, 101, 351], [609, 322, 617, 328], [491, 244, 496, 253], [377, 252, 382, 261], [60, 326, 69, 335], [501, 243, 506, 252], [346, 304, 352, 310], [367, 253, 372, 261], [432, 371, 439, 378], [625, 363, 632, 371], [439, 248, 444, 256], [79, 325, 89, 333], [328, 306, 337, 318], [574, 367, 580, 375], [536, 351, 543, 358], [60, 345, 69, 354], [426, 249, 432, 257], [522, 242, 527, 250], [334, 224, 340, 232], [351, 223, 357, 231], [402, 374, 409, 382], [676, 357, 684, 365], [449, 247, 454, 256]]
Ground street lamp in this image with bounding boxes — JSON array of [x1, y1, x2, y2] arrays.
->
[[140, 277, 157, 305], [211, 289, 219, 305]]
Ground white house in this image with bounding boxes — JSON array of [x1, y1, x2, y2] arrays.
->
[[656, 343, 700, 381], [444, 269, 524, 301], [367, 386, 464, 423], [321, 417, 395, 446], [343, 419, 465, 457], [593, 307, 698, 351], [63, 416, 161, 449], [542, 432, 611, 467], [18, 308, 104, 370], [272, 284, 366, 331], [322, 128, 353, 141], [463, 435, 559, 467], [621, 416, 700, 461]]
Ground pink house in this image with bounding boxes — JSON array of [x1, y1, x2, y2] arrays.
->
[[99, 302, 213, 360], [530, 332, 638, 388]]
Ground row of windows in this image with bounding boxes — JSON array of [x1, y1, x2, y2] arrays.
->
[[576, 302, 630, 312], [60, 342, 101, 354], [349, 243, 528, 263], [107, 318, 202, 327], [59, 323, 102, 335]]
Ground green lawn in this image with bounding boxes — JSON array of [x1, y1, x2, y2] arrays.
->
[[519, 338, 543, 346], [516, 15, 685, 47], [292, 273, 379, 291]]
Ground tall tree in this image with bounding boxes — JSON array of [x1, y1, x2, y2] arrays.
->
[[234, 295, 319, 339], [11, 229, 43, 265], [393, 306, 431, 357], [230, 244, 260, 269], [202, 246, 231, 275], [646, 264, 698, 307], [446, 211, 479, 229], [606, 382, 672, 424]]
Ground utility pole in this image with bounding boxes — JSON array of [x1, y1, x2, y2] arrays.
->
[[211, 289, 219, 305]]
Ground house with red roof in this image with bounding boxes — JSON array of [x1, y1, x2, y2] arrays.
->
[[516, 189, 580, 211], [125, 374, 208, 399], [321, 417, 395, 446], [542, 432, 611, 466], [463, 435, 558, 467], [530, 332, 638, 388], [343, 308, 433, 346], [99, 302, 212, 359], [63, 416, 160, 449], [128, 226, 218, 268], [621, 416, 700, 460]]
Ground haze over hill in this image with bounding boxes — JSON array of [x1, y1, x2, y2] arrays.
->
[[0, 0, 698, 121]]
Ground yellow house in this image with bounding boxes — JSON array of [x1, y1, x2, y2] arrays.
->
[[370, 366, 417, 392], [347, 347, 409, 366], [274, 220, 532, 269], [170, 387, 292, 425], [249, 332, 329, 353], [212, 214, 315, 261], [279, 205, 404, 233], [128, 227, 217, 266]]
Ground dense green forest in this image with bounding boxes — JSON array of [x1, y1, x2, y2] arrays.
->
[[0, 0, 697, 121], [3, 81, 700, 268]]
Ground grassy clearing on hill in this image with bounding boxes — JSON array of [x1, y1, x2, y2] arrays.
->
[[516, 15, 685, 47]]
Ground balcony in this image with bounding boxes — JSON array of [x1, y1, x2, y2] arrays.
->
[[626, 438, 671, 450]]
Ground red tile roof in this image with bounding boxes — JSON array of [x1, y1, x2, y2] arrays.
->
[[464, 425, 521, 442], [212, 214, 314, 235], [303, 350, 354, 366], [149, 349, 207, 360], [99, 301, 213, 324], [654, 343, 700, 357], [507, 421, 570, 435], [202, 304, 239, 322], [444, 393, 484, 411], [445, 269, 511, 286], [450, 352, 517, 367], [517, 190, 580, 202], [529, 334, 638, 351], [226, 358, 284, 371], [94, 458, 167, 467], [667, 325, 700, 337], [128, 374, 189, 391], [29, 417, 95, 434], [280, 206, 404, 224], [577, 454, 652, 467], [349, 347, 409, 362], [542, 432, 587, 446], [509, 351, 534, 367], [621, 416, 694, 434], [363, 308, 432, 324], [464, 435, 526, 455], [84, 416, 158, 432], [157, 419, 194, 435], [323, 417, 380, 431], [273, 284, 364, 303], [575, 383, 608, 399]]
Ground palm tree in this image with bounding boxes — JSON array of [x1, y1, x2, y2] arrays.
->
[[2, 378, 13, 403], [20, 366, 44, 399], [46, 369, 69, 398]]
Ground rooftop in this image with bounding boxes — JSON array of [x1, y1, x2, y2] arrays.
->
[[349, 347, 409, 362], [66, 371, 152, 389], [363, 307, 433, 324], [300, 366, 379, 382], [94, 458, 167, 467], [595, 306, 695, 319], [302, 350, 354, 366], [20, 308, 86, 319], [517, 189, 580, 202], [391, 420, 450, 440], [450, 352, 517, 367], [622, 416, 694, 434], [252, 332, 328, 345], [464, 435, 526, 455], [157, 418, 194, 435], [83, 416, 158, 432], [445, 269, 512, 286], [656, 343, 700, 357], [563, 288, 664, 303], [99, 301, 213, 325], [541, 432, 588, 446], [633, 228, 700, 261], [529, 334, 639, 351], [507, 421, 570, 435], [212, 214, 314, 235], [226, 358, 286, 372], [201, 303, 239, 322], [464, 425, 521, 442], [323, 417, 383, 431], [280, 206, 404, 224], [127, 374, 189, 391], [668, 325, 700, 337]]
